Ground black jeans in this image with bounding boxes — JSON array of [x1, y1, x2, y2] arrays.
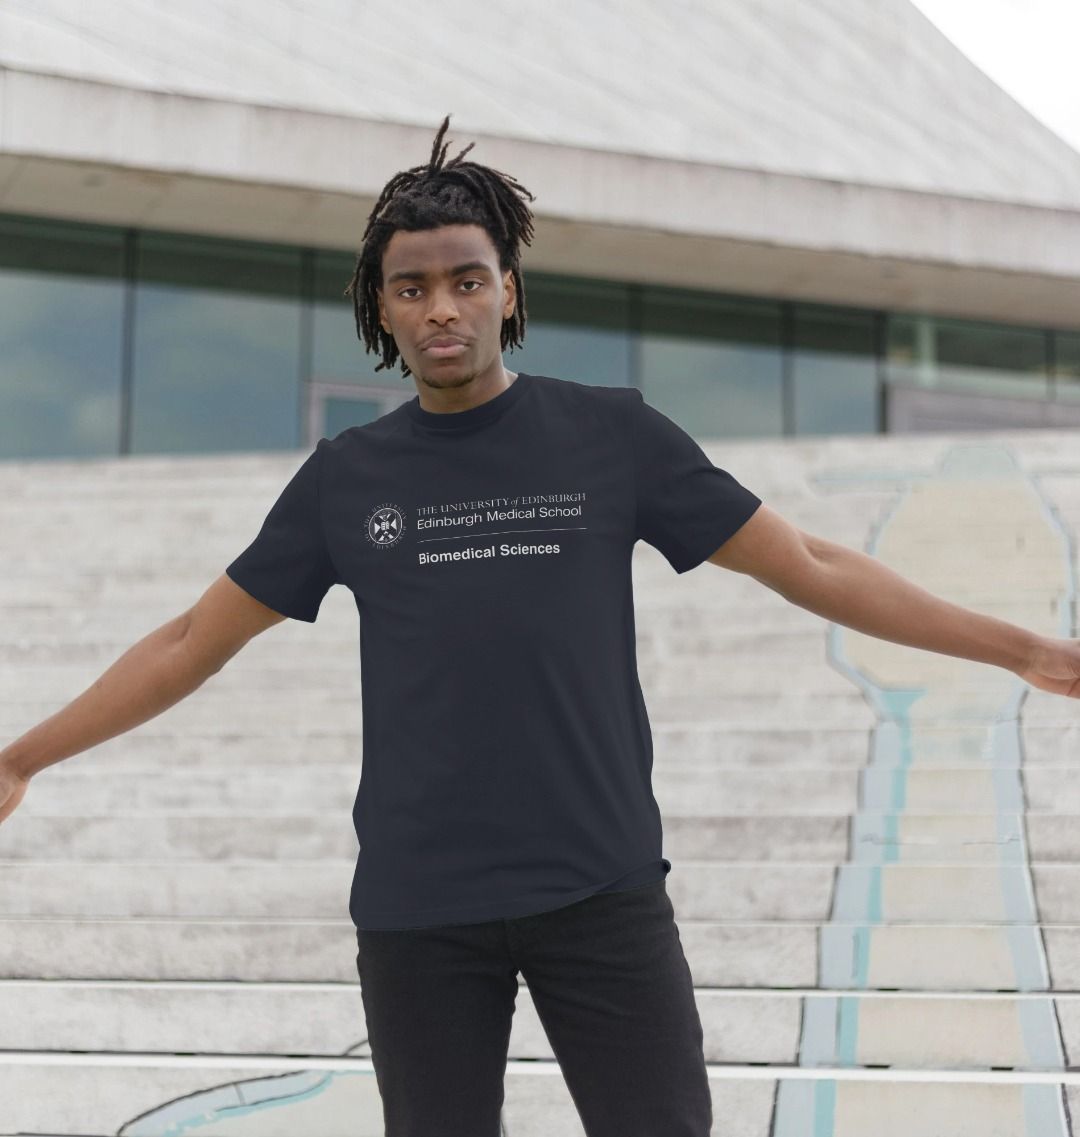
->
[[354, 877, 712, 1137]]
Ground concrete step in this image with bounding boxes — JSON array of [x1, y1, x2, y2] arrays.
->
[[9, 762, 1080, 816], [0, 662, 362, 696], [19, 698, 1009, 739], [2, 430, 1078, 1135], [24, 726, 365, 765], [0, 475, 887, 508], [0, 594, 824, 638], [4, 916, 1079, 991], [2, 979, 1079, 1071], [0, 655, 880, 694], [653, 722, 1080, 766], [4, 613, 1064, 664], [7, 810, 1080, 864], [0, 696, 882, 735], [0, 624, 821, 655], [0, 573, 1062, 621], [0, 598, 358, 640], [0, 595, 1065, 648], [4, 860, 1080, 922], [11, 720, 1070, 770], [0, 639, 363, 669], [0, 1057, 1077, 1136], [0, 695, 366, 734]]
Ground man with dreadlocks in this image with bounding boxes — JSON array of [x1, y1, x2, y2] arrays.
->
[[229, 113, 741, 1134], [4, 114, 1078, 1136]]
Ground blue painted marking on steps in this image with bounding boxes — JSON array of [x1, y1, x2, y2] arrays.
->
[[813, 1078, 837, 1137], [800, 995, 839, 1066], [774, 442, 1075, 1136], [120, 1069, 344, 1135]]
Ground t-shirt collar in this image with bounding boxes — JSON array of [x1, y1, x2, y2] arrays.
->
[[405, 371, 532, 434]]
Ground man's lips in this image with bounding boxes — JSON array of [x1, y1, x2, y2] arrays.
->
[[422, 338, 469, 357]]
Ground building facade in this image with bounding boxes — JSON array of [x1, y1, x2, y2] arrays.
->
[[2, 0, 1080, 461]]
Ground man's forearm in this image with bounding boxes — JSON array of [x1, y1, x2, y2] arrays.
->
[[1, 615, 216, 780], [781, 538, 1043, 674]]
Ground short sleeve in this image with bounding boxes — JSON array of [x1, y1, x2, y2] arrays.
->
[[225, 439, 340, 622], [629, 389, 762, 574]]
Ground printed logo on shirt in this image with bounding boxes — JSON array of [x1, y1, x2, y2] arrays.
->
[[361, 491, 589, 562], [364, 503, 407, 550], [413, 491, 585, 565]]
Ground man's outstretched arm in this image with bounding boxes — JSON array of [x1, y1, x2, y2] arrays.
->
[[0, 574, 290, 824], [707, 504, 1080, 699]]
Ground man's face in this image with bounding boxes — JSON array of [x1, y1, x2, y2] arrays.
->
[[376, 224, 517, 391]]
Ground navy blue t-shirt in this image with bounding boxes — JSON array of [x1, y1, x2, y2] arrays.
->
[[225, 372, 762, 930]]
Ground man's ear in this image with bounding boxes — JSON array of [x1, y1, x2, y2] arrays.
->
[[376, 288, 391, 336], [503, 271, 516, 320]]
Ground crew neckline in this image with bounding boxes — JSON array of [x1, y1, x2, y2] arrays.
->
[[405, 371, 532, 433]]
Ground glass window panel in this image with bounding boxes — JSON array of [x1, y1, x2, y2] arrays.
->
[[792, 304, 878, 436], [132, 232, 302, 454], [886, 314, 1048, 400], [0, 214, 125, 460], [505, 274, 632, 387], [312, 248, 381, 385], [1056, 333, 1080, 400], [324, 396, 385, 435], [640, 288, 783, 439]]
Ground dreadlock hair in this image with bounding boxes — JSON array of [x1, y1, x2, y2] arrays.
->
[[344, 114, 536, 377]]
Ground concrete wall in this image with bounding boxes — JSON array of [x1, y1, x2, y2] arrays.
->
[[2, 0, 1080, 331]]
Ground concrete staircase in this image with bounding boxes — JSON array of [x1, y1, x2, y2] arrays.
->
[[2, 427, 1080, 1135]]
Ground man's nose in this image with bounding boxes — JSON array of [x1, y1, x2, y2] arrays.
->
[[426, 289, 460, 322]]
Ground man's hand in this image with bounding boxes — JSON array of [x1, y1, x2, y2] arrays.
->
[[0, 755, 30, 826], [1016, 637, 1080, 698]]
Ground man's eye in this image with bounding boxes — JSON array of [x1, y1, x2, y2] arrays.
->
[[397, 281, 483, 299]]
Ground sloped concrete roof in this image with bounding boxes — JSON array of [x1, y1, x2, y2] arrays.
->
[[3, 0, 1080, 330], [2, 0, 1079, 210]]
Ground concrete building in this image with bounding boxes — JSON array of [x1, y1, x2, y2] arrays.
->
[[5, 7, 1080, 1131], [1, 0, 1079, 462]]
